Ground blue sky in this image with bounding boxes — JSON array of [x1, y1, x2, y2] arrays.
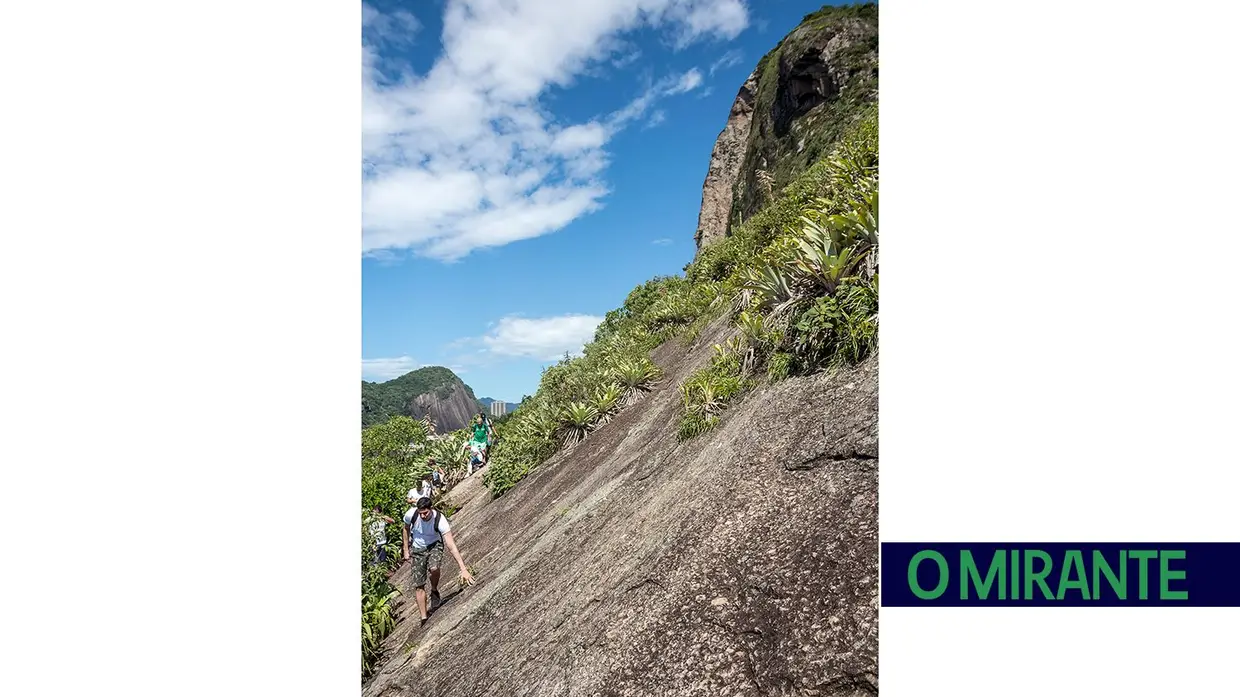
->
[[362, 0, 843, 401]]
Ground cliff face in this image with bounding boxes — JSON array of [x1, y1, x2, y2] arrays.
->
[[404, 379, 479, 433], [362, 316, 878, 696], [361, 366, 481, 431], [693, 70, 759, 250], [694, 4, 878, 256]]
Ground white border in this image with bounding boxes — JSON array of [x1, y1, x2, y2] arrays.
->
[[1, 0, 359, 694], [883, 1, 1240, 694], [5, 0, 1240, 694]]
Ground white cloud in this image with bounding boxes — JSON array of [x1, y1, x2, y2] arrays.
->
[[362, 356, 420, 382], [665, 0, 748, 48], [479, 314, 605, 361], [362, 0, 748, 261], [668, 68, 704, 94], [362, 4, 421, 45], [612, 49, 642, 68], [643, 110, 667, 130], [606, 67, 706, 130], [651, 237, 673, 245], [709, 49, 744, 76]]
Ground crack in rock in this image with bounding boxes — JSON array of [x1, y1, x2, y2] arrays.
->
[[812, 671, 879, 696], [623, 577, 665, 593], [786, 451, 878, 472]]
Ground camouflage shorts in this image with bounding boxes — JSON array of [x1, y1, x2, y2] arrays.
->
[[409, 542, 444, 588]]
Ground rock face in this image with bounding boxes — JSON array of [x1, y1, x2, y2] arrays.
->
[[694, 70, 759, 251], [363, 315, 878, 696], [361, 366, 481, 431], [404, 379, 479, 433], [693, 5, 878, 256]]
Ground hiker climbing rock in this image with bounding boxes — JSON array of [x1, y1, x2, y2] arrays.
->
[[463, 441, 485, 476], [402, 495, 475, 626], [469, 413, 494, 463], [413, 473, 435, 502]]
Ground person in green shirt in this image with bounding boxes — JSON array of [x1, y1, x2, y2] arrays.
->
[[465, 412, 495, 473]]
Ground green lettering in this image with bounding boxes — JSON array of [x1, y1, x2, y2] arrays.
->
[[1023, 550, 1054, 599], [1129, 550, 1157, 599], [1159, 550, 1188, 600], [909, 550, 949, 600], [961, 550, 1006, 600], [1010, 547, 1019, 599], [1056, 550, 1090, 600], [1092, 550, 1127, 600]]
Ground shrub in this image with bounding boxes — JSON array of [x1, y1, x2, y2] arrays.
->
[[361, 574, 400, 678], [677, 410, 719, 440], [611, 357, 662, 407], [558, 401, 599, 448], [590, 383, 624, 427], [790, 276, 879, 371], [676, 344, 749, 441], [767, 352, 793, 382]]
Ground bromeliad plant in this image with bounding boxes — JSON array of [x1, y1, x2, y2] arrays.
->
[[611, 357, 662, 407], [428, 430, 469, 469], [740, 263, 798, 330], [732, 310, 778, 377], [361, 580, 401, 678], [558, 401, 599, 448], [793, 190, 878, 295], [676, 346, 747, 441], [590, 383, 624, 427]]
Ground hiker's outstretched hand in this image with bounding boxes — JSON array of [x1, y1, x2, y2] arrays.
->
[[460, 568, 475, 585]]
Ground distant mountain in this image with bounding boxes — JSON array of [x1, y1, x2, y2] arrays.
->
[[361, 366, 481, 431]]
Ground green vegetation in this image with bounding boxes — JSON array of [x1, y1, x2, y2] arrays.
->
[[360, 12, 878, 674], [481, 103, 877, 496], [361, 366, 478, 428], [359, 415, 473, 678], [361, 574, 399, 678], [735, 3, 877, 221], [359, 416, 422, 678]]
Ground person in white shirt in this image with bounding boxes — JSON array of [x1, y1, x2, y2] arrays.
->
[[401, 494, 475, 626], [365, 505, 395, 566], [411, 474, 434, 502], [463, 441, 486, 476]]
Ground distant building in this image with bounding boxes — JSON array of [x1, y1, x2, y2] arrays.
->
[[489, 401, 508, 417]]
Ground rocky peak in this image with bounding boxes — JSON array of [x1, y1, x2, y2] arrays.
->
[[361, 366, 481, 431], [693, 5, 878, 256], [774, 19, 876, 138]]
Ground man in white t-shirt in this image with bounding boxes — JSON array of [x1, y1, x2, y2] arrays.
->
[[410, 474, 434, 503], [401, 494, 475, 626]]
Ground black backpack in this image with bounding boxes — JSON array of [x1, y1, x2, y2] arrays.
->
[[408, 510, 447, 544]]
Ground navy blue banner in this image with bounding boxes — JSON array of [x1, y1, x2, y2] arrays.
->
[[881, 543, 1240, 606]]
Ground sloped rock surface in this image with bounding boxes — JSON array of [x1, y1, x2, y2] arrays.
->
[[364, 317, 878, 696]]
